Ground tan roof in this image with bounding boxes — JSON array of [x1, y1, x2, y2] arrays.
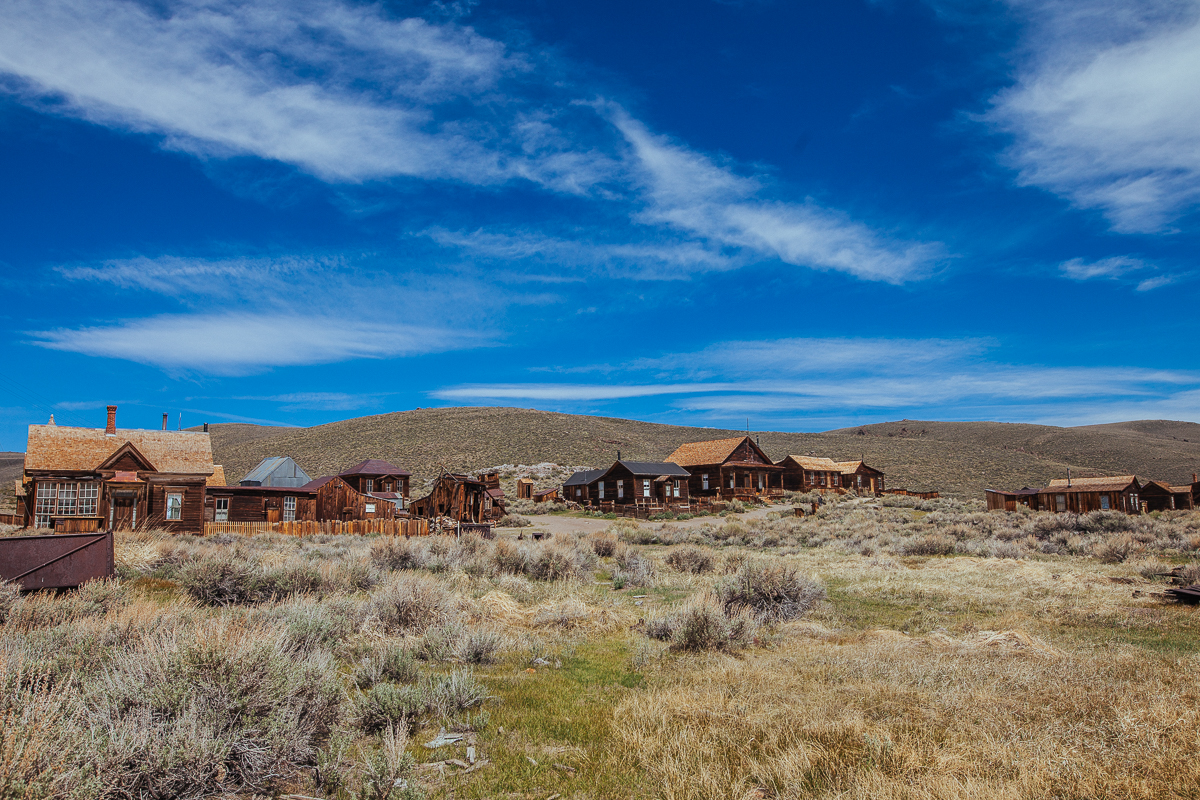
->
[[1169, 486, 1194, 494], [1045, 475, 1137, 492], [836, 460, 863, 474], [665, 437, 748, 467], [207, 465, 227, 487], [24, 424, 214, 475], [781, 455, 841, 471], [14, 479, 25, 497]]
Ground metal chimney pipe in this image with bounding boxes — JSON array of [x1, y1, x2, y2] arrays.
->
[[162, 413, 169, 431], [105, 405, 117, 436], [203, 422, 209, 433], [1067, 468, 1072, 488]]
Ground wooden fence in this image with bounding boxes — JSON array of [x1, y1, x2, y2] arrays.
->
[[0, 512, 22, 526], [203, 518, 430, 537], [882, 489, 940, 500]]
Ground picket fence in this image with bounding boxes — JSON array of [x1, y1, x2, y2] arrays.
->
[[203, 518, 430, 537]]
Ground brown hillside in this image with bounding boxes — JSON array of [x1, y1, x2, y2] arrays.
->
[[199, 408, 1200, 498]]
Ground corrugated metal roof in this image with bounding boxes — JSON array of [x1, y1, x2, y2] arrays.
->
[[618, 460, 691, 477], [665, 437, 749, 467], [24, 424, 214, 475], [239, 456, 312, 487], [340, 459, 411, 477], [564, 469, 605, 486]]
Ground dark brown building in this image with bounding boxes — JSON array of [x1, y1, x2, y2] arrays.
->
[[204, 484, 317, 523], [777, 456, 844, 492], [664, 436, 783, 500], [338, 459, 411, 509], [303, 475, 398, 521], [564, 460, 691, 508], [21, 405, 216, 533], [1141, 480, 1195, 511], [837, 460, 885, 493], [409, 472, 491, 523], [989, 475, 1143, 514]]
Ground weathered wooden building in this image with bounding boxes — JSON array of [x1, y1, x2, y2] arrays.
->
[[1140, 480, 1196, 511], [777, 456, 844, 491], [303, 475, 398, 521], [204, 484, 317, 523], [664, 436, 783, 500], [409, 472, 491, 523], [239, 456, 312, 487], [565, 460, 692, 508], [984, 487, 1040, 512], [989, 475, 1144, 514], [563, 469, 605, 504], [533, 487, 560, 503], [21, 405, 216, 533], [338, 459, 411, 508], [516, 478, 535, 500], [837, 460, 886, 493]]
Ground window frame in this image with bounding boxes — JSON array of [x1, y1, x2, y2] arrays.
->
[[642, 479, 650, 498], [598, 481, 604, 499], [283, 495, 296, 522], [214, 496, 230, 522], [166, 491, 184, 521]]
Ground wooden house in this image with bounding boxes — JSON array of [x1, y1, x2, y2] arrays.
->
[[664, 436, 783, 500], [20, 405, 215, 533], [777, 456, 844, 492], [409, 472, 491, 523], [303, 475, 397, 521], [516, 478, 534, 500], [563, 469, 605, 503], [1036, 476, 1141, 514], [338, 459, 411, 508], [837, 460, 885, 493], [204, 484, 317, 523], [239, 456, 312, 487], [594, 460, 691, 509], [1140, 480, 1195, 511]]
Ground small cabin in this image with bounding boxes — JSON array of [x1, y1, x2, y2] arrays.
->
[[239, 456, 312, 487], [837, 460, 885, 493], [1014, 476, 1143, 514], [1141, 480, 1195, 512], [516, 478, 535, 500], [205, 484, 317, 523], [563, 469, 605, 503], [984, 487, 1040, 512], [533, 487, 560, 503], [777, 456, 843, 492], [577, 460, 691, 507], [664, 436, 783, 499]]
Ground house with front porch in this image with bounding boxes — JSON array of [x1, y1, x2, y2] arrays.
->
[[664, 436, 783, 500]]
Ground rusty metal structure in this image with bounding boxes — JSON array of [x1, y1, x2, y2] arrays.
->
[[0, 530, 114, 590]]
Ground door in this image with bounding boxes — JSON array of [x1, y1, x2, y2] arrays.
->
[[112, 498, 134, 531]]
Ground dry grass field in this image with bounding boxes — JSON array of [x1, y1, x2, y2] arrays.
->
[[195, 408, 1200, 497], [5, 496, 1200, 799]]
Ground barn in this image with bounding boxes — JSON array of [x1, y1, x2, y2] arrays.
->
[[20, 405, 215, 533]]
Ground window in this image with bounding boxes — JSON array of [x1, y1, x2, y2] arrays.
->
[[598, 481, 605, 499], [576, 488, 582, 497], [757, 473, 764, 490], [35, 481, 57, 528], [1130, 493, 1139, 512], [729, 474, 735, 489], [79, 482, 98, 516], [56, 482, 77, 516], [283, 496, 296, 522], [1100, 495, 1110, 510], [1055, 494, 1066, 513], [166, 493, 183, 521], [214, 497, 229, 521], [673, 480, 680, 498], [365, 503, 376, 514], [857, 475, 863, 487], [701, 474, 709, 490], [364, 479, 374, 492], [643, 479, 650, 498], [618, 481, 624, 499]]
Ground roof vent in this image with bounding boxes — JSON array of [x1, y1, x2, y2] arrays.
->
[[162, 413, 169, 431], [106, 405, 117, 436], [47, 414, 55, 426]]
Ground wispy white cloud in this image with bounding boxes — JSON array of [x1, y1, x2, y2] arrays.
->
[[986, 1, 1200, 232], [434, 336, 1200, 424], [58, 254, 336, 295], [31, 313, 482, 375], [236, 391, 389, 411], [1058, 255, 1180, 290]]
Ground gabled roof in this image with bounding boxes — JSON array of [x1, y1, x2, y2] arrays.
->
[[240, 456, 313, 487], [1044, 475, 1138, 492], [340, 459, 411, 477], [534, 487, 559, 498], [665, 436, 756, 467], [300, 475, 340, 491], [486, 488, 505, 499], [1170, 485, 1195, 494], [780, 455, 841, 471], [24, 424, 214, 475], [564, 468, 605, 486], [615, 460, 691, 478], [836, 460, 883, 475], [208, 465, 227, 487]]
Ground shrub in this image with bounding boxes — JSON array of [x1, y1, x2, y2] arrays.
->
[[457, 629, 502, 664], [490, 539, 530, 575], [358, 724, 417, 800], [368, 575, 456, 634], [589, 533, 618, 557], [904, 534, 957, 557], [355, 645, 418, 689], [415, 623, 465, 661], [357, 683, 430, 732], [716, 560, 826, 623], [1095, 533, 1138, 564], [1177, 563, 1200, 585], [278, 600, 355, 652], [495, 514, 532, 528], [664, 546, 715, 574], [0, 580, 19, 623], [613, 546, 656, 587], [428, 668, 489, 717], [646, 597, 757, 652], [177, 552, 264, 605], [371, 538, 425, 571]]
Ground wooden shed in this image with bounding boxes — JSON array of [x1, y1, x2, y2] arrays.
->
[[1141, 480, 1195, 512], [516, 478, 535, 500], [409, 472, 490, 523], [20, 405, 215, 534], [776, 455, 844, 492], [204, 484, 316, 523], [563, 469, 605, 504], [303, 475, 397, 521], [664, 436, 783, 500], [984, 487, 1040, 512]]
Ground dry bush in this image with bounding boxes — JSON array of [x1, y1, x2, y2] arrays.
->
[[370, 537, 425, 571], [904, 533, 957, 556], [1177, 563, 1200, 585], [664, 545, 715, 574], [1094, 533, 1138, 563], [613, 546, 656, 588], [368, 574, 456, 634], [716, 560, 825, 623], [0, 580, 19, 624], [495, 513, 532, 528], [647, 596, 757, 652], [457, 628, 502, 664], [588, 532, 619, 557]]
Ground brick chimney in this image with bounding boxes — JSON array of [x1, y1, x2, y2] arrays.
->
[[162, 413, 168, 431], [105, 405, 117, 436]]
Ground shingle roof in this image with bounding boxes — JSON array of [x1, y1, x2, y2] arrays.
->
[[618, 460, 691, 477], [24, 424, 214, 475], [1044, 475, 1138, 492], [340, 459, 410, 477], [564, 469, 605, 486], [207, 465, 227, 487], [664, 437, 748, 467], [1170, 486, 1195, 494], [781, 455, 841, 471]]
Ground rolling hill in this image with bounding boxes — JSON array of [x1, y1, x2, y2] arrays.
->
[[193, 407, 1200, 498]]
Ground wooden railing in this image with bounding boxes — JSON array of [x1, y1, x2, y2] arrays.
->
[[204, 518, 430, 537]]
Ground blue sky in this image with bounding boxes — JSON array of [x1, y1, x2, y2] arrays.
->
[[2, 0, 1199, 448]]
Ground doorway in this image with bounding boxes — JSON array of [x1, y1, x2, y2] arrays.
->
[[112, 497, 134, 530]]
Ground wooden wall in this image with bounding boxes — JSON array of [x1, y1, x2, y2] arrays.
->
[[315, 477, 396, 521]]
